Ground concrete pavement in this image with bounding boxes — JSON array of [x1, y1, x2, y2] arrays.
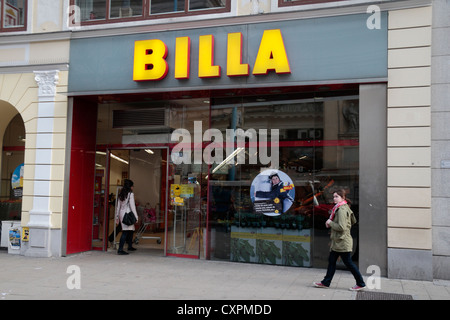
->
[[1, 248, 449, 301]]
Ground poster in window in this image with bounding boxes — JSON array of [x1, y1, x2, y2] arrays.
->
[[11, 163, 24, 198], [250, 169, 295, 216]]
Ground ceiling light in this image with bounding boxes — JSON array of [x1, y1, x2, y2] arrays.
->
[[96, 151, 129, 165], [111, 153, 129, 165]]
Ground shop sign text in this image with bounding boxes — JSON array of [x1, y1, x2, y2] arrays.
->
[[133, 29, 291, 81]]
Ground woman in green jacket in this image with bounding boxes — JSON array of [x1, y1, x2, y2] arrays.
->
[[314, 189, 366, 291]]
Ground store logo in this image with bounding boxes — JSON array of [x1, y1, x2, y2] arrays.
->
[[133, 29, 291, 81], [171, 121, 279, 169]]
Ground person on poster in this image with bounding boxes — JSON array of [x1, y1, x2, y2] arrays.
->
[[253, 171, 294, 215], [313, 189, 366, 291], [115, 179, 139, 255]]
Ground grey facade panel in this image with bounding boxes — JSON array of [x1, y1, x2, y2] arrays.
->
[[359, 83, 388, 277], [68, 13, 388, 94]]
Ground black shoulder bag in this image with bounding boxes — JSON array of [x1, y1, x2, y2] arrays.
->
[[122, 194, 137, 226]]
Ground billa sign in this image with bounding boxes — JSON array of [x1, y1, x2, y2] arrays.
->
[[68, 13, 388, 93], [133, 29, 291, 81]]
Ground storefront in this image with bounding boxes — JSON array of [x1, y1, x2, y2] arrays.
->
[[66, 12, 388, 272]]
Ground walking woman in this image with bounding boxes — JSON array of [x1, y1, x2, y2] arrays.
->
[[314, 189, 366, 291], [115, 179, 139, 255]]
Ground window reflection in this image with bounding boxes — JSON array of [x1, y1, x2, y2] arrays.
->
[[208, 93, 359, 268], [110, 0, 143, 19], [150, 0, 185, 14], [94, 90, 359, 268], [3, 0, 25, 27], [72, 0, 228, 24], [76, 0, 107, 21]]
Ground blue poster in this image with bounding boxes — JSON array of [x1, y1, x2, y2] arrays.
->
[[11, 163, 24, 198]]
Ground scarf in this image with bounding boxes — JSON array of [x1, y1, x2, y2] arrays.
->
[[329, 200, 347, 221]]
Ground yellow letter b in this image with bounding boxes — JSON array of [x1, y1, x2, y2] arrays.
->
[[133, 39, 169, 81]]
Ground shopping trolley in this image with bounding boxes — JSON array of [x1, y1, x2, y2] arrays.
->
[[133, 206, 162, 244]]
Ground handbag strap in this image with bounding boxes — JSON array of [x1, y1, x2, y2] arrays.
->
[[126, 193, 131, 211]]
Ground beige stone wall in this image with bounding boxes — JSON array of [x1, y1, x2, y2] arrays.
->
[[387, 6, 433, 250], [0, 71, 68, 229], [237, 0, 271, 15]]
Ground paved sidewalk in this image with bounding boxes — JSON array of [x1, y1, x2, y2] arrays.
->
[[1, 249, 449, 300]]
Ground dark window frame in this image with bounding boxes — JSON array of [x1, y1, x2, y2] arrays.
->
[[70, 0, 231, 26], [0, 0, 27, 33], [278, 0, 346, 7]]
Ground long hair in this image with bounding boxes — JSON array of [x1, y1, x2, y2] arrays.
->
[[118, 179, 133, 201], [332, 188, 352, 206]]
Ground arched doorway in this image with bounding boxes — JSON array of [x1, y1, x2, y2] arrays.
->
[[0, 100, 25, 249]]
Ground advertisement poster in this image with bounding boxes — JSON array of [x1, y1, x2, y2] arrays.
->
[[9, 228, 21, 250], [250, 169, 295, 216], [229, 170, 311, 267], [11, 163, 24, 198], [170, 184, 184, 206], [22, 227, 30, 242]]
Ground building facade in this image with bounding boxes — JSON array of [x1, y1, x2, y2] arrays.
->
[[0, 0, 448, 281]]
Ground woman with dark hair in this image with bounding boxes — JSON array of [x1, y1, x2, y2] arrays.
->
[[314, 189, 366, 291], [115, 179, 138, 255]]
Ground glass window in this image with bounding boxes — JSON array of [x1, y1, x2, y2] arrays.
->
[[208, 91, 359, 268], [189, 0, 225, 10], [76, 0, 107, 21], [71, 0, 229, 25], [1, 0, 26, 31], [93, 88, 359, 268], [279, 0, 343, 6], [150, 0, 185, 14], [110, 0, 143, 19]]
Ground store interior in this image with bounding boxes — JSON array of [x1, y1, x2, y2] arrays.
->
[[90, 85, 360, 267], [92, 148, 167, 255]]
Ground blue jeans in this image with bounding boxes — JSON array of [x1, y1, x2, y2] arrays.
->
[[321, 251, 365, 287], [118, 230, 134, 251]]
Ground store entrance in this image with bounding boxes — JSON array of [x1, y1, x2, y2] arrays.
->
[[92, 148, 168, 255]]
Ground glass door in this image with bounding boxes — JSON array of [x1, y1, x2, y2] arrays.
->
[[165, 98, 209, 258], [166, 163, 206, 258]]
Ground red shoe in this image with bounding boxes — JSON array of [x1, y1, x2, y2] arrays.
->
[[349, 285, 365, 291], [313, 282, 329, 288]]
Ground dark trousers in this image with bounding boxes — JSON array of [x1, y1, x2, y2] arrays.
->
[[321, 250, 365, 287], [118, 230, 134, 251], [108, 224, 122, 242]]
